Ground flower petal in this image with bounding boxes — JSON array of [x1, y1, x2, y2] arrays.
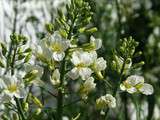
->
[[67, 68, 79, 80], [79, 67, 93, 80], [139, 83, 154, 95], [53, 52, 65, 61]]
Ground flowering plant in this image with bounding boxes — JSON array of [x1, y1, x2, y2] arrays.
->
[[0, 0, 157, 120]]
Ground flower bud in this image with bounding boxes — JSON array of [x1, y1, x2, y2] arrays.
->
[[35, 108, 42, 115], [32, 96, 43, 108]]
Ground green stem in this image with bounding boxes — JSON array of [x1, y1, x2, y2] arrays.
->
[[14, 97, 26, 120], [136, 106, 140, 120], [115, 0, 122, 41], [123, 93, 129, 120], [56, 12, 77, 119], [4, 0, 18, 75], [11, 45, 17, 75], [56, 58, 66, 120]]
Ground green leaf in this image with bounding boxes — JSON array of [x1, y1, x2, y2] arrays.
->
[[24, 48, 32, 53], [0, 42, 7, 56], [24, 53, 32, 63], [0, 59, 5, 68]]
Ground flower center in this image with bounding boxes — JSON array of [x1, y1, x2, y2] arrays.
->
[[77, 63, 85, 68], [8, 84, 18, 93], [51, 43, 63, 52]]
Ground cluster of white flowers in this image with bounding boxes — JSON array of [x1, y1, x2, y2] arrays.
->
[[36, 32, 107, 100], [96, 94, 116, 109], [66, 36, 107, 98], [68, 36, 106, 80], [120, 75, 154, 95]]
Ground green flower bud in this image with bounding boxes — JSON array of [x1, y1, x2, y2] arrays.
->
[[32, 96, 43, 108], [45, 23, 54, 34], [86, 27, 97, 33], [23, 102, 29, 112], [35, 108, 42, 115]]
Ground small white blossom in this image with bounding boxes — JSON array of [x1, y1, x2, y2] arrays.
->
[[93, 57, 107, 72], [49, 31, 70, 61], [120, 75, 154, 95], [89, 51, 107, 79], [80, 77, 96, 99], [90, 36, 102, 50], [68, 50, 94, 80], [50, 69, 60, 85], [83, 77, 96, 92], [1, 75, 26, 99], [35, 37, 52, 62], [96, 94, 116, 109]]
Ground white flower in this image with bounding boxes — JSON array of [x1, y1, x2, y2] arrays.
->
[[1, 75, 26, 99], [92, 57, 107, 72], [96, 94, 116, 109], [71, 50, 94, 66], [35, 37, 52, 61], [83, 77, 96, 92], [80, 77, 96, 99], [50, 69, 60, 85], [90, 36, 102, 50], [68, 50, 94, 80], [120, 75, 154, 95], [89, 51, 107, 79], [49, 31, 70, 61]]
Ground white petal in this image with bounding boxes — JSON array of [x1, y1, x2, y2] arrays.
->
[[127, 75, 144, 86], [139, 83, 154, 95], [51, 69, 60, 85], [90, 51, 97, 61], [94, 57, 107, 71], [90, 36, 102, 50], [79, 67, 93, 80], [0, 78, 6, 89], [120, 84, 126, 91], [105, 94, 116, 108], [83, 77, 96, 92], [53, 52, 65, 61], [80, 52, 93, 66], [71, 51, 81, 65], [52, 69, 60, 80], [67, 68, 79, 80], [127, 87, 137, 94], [52, 31, 62, 42]]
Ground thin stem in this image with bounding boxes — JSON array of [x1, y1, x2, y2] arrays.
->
[[11, 45, 17, 75], [10, 45, 26, 120], [123, 93, 129, 120], [115, 0, 122, 41], [40, 86, 57, 98], [132, 96, 141, 120], [14, 97, 26, 120], [4, 0, 18, 75], [56, 12, 77, 120], [56, 57, 66, 120], [63, 98, 81, 108]]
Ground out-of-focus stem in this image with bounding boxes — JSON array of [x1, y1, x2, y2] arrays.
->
[[4, 0, 18, 75], [56, 58, 66, 120], [115, 0, 122, 41]]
